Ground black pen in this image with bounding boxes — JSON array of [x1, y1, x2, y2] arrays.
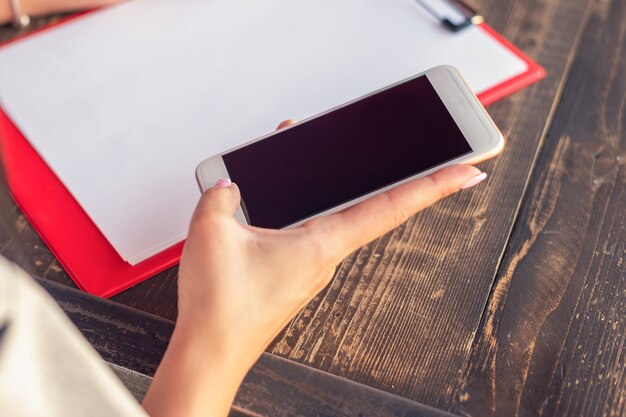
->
[[415, 0, 485, 32]]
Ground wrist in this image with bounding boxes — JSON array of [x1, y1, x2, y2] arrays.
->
[[174, 317, 255, 373], [143, 318, 255, 417]]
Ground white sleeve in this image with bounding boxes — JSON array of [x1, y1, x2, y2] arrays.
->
[[0, 257, 149, 417]]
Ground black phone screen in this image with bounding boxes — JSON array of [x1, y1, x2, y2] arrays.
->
[[222, 75, 472, 229]]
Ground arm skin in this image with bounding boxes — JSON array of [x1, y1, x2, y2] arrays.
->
[[0, 1, 10, 24]]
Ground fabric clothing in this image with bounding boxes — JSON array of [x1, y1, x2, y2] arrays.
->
[[0, 256, 148, 417]]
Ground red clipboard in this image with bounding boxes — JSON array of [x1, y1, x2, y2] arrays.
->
[[0, 18, 545, 298]]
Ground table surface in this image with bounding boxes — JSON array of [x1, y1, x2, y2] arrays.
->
[[1, 0, 625, 415]]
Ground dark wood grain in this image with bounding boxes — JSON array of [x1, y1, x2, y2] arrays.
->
[[238, 352, 459, 417], [40, 277, 460, 417], [267, 0, 597, 410], [455, 0, 626, 415], [0, 14, 67, 42]]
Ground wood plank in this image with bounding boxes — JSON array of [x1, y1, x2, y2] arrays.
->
[[455, 0, 626, 415], [238, 353, 459, 417], [108, 363, 151, 403], [0, 181, 23, 255], [40, 276, 175, 374], [39, 277, 460, 417], [267, 0, 596, 410]]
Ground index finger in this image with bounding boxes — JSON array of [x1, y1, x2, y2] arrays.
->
[[305, 164, 484, 261]]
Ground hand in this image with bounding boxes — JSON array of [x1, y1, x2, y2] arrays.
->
[[179, 165, 486, 359], [143, 119, 488, 417], [1, 0, 123, 25]]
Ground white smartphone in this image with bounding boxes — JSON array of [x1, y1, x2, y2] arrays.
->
[[196, 65, 503, 229]]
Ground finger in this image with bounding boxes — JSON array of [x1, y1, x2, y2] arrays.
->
[[306, 165, 484, 259], [193, 178, 242, 220], [276, 119, 296, 130]]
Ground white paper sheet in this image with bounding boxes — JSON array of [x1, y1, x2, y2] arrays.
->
[[0, 0, 528, 264]]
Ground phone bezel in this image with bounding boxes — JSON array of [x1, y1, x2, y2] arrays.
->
[[196, 65, 504, 227]]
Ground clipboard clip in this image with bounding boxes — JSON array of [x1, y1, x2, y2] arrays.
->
[[415, 0, 485, 32]]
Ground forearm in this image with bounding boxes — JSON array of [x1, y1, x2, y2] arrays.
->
[[142, 319, 255, 417], [1, 0, 123, 26], [0, 0, 12, 25], [0, 0, 50, 26]]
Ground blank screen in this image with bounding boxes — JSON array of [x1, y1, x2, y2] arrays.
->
[[222, 75, 472, 228]]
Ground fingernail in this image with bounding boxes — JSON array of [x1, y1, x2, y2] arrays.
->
[[461, 172, 488, 190], [214, 178, 232, 188]]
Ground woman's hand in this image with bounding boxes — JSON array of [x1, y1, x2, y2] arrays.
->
[[143, 130, 487, 416], [178, 163, 486, 354], [1, 0, 122, 25]]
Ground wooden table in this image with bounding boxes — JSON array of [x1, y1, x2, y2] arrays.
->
[[1, 0, 624, 415]]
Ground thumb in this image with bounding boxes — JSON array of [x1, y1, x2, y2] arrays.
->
[[194, 178, 242, 220]]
